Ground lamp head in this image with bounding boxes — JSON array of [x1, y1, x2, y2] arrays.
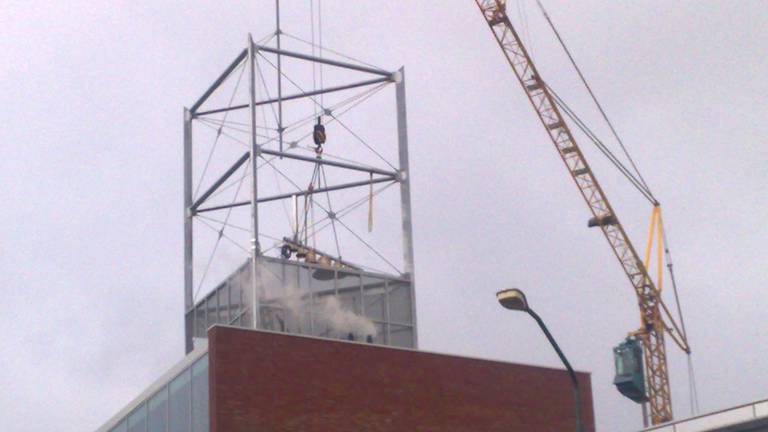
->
[[496, 288, 529, 311]]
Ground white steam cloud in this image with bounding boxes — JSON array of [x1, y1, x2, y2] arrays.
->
[[269, 278, 377, 339], [316, 296, 377, 337]]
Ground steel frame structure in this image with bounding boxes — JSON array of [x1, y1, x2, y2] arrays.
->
[[182, 33, 416, 354], [474, 0, 689, 425]]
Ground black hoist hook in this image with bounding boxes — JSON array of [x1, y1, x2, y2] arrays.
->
[[313, 117, 326, 153]]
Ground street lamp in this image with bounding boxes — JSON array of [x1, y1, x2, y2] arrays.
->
[[496, 288, 584, 432]]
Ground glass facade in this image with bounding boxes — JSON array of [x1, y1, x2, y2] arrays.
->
[[104, 259, 415, 431], [191, 356, 209, 432], [147, 387, 167, 432], [127, 404, 147, 432], [187, 256, 416, 348], [107, 354, 208, 432], [168, 366, 190, 432]]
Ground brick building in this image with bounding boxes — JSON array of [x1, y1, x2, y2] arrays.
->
[[97, 326, 594, 432]]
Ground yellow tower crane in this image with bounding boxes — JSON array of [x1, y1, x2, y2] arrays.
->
[[473, 0, 691, 425]]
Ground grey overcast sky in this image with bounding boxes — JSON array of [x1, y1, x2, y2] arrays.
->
[[2, 1, 766, 431]]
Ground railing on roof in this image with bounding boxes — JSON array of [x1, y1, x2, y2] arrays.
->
[[642, 398, 768, 432]]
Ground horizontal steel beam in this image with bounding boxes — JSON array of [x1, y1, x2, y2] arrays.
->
[[196, 176, 396, 213], [260, 148, 398, 177], [256, 176, 395, 204], [254, 44, 391, 77], [191, 152, 251, 212], [190, 49, 248, 114], [193, 76, 391, 117]]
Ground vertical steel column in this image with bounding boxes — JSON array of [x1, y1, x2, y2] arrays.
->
[[395, 67, 418, 348], [183, 108, 194, 354], [248, 34, 262, 329], [642, 401, 649, 428], [275, 0, 284, 154]]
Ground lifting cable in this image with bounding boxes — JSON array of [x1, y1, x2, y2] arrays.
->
[[310, 0, 325, 110], [660, 216, 687, 342], [546, 84, 657, 205], [536, 0, 653, 196], [304, 0, 333, 254], [537, 0, 700, 413], [310, 0, 318, 116], [516, 0, 533, 60], [687, 355, 701, 415], [661, 213, 700, 415], [318, 0, 324, 108]]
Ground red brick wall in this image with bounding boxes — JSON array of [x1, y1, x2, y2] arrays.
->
[[209, 326, 595, 432]]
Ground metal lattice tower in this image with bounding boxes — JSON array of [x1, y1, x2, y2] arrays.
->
[[182, 16, 417, 354]]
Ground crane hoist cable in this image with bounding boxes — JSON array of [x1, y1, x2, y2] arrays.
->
[[310, 0, 318, 116], [309, 0, 325, 112], [535, 0, 699, 418], [289, 117, 344, 260], [535, 0, 653, 196], [687, 354, 701, 415], [545, 83, 657, 205], [318, 0, 324, 108], [533, 1, 694, 351], [516, 0, 533, 60], [474, 0, 694, 423], [661, 213, 700, 415]]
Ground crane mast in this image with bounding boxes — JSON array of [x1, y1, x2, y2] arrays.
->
[[474, 0, 675, 424]]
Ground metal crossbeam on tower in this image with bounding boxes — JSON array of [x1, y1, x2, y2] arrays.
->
[[181, 7, 418, 355]]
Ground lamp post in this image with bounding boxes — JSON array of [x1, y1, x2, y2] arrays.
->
[[496, 288, 584, 432]]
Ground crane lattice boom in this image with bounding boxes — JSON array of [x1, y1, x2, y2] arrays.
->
[[474, 0, 677, 424]]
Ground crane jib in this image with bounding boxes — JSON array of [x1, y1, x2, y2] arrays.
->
[[473, 0, 674, 425]]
